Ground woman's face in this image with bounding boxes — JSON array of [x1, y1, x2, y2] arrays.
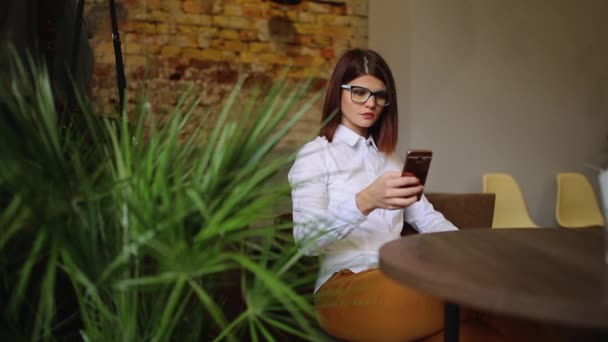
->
[[340, 75, 386, 137]]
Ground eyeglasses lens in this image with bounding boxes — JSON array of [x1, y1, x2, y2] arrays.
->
[[350, 86, 388, 106]]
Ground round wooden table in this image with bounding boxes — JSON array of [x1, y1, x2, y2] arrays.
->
[[379, 227, 608, 341]]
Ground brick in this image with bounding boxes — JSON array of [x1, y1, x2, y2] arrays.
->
[[224, 4, 243, 16], [331, 4, 347, 15], [147, 0, 161, 10], [175, 14, 212, 26], [122, 0, 143, 9], [129, 65, 159, 80], [153, 34, 170, 46], [249, 42, 273, 53], [146, 10, 170, 22], [198, 27, 219, 46], [288, 67, 322, 79], [161, 45, 181, 57], [183, 0, 205, 14], [213, 15, 251, 30], [213, 68, 239, 84], [238, 52, 256, 64], [156, 23, 169, 33], [307, 2, 331, 13], [257, 53, 292, 65], [198, 27, 219, 38], [293, 55, 313, 66], [294, 23, 322, 35], [239, 29, 257, 41], [211, 1, 223, 15], [125, 55, 147, 68], [243, 5, 266, 18], [161, 1, 181, 13], [128, 13, 146, 24], [189, 59, 215, 70], [321, 47, 335, 60], [126, 0, 147, 18], [122, 20, 136, 32], [96, 41, 116, 56], [131, 21, 157, 34], [298, 12, 317, 24], [211, 39, 248, 52], [312, 34, 332, 47], [323, 26, 351, 39], [218, 29, 239, 40], [299, 46, 318, 56], [124, 42, 143, 54], [296, 35, 314, 45], [318, 14, 351, 26], [267, 8, 284, 17], [286, 11, 298, 21], [183, 48, 234, 62], [174, 32, 199, 47], [282, 45, 297, 57], [178, 25, 198, 34], [198, 39, 211, 50], [254, 19, 270, 41]]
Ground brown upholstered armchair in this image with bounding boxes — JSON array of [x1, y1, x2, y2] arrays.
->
[[401, 193, 496, 236]]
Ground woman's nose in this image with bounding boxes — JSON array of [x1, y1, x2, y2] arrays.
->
[[364, 95, 377, 107]]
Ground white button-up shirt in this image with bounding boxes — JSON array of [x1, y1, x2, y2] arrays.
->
[[288, 125, 457, 292]]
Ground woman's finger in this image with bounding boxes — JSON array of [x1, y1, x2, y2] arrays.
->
[[388, 176, 420, 188], [385, 196, 418, 208], [387, 185, 423, 198]]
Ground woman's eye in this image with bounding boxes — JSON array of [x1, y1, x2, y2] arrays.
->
[[352, 89, 368, 96]]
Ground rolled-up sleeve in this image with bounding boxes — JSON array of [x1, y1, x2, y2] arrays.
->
[[404, 195, 459, 233]]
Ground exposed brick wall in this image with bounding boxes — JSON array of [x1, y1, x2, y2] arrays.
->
[[84, 0, 368, 147]]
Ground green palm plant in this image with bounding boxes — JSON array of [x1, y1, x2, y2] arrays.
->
[[0, 54, 326, 341]]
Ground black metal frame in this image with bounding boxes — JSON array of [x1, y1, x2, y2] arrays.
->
[[71, 0, 126, 111]]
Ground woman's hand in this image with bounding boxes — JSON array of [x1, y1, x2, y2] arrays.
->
[[355, 171, 423, 215]]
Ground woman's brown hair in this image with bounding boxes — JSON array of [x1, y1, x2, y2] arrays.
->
[[319, 48, 398, 154]]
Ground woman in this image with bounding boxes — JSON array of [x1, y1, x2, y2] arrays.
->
[[288, 49, 505, 342]]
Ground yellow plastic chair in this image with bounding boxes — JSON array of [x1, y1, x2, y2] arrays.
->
[[556, 172, 605, 228], [482, 173, 539, 228]]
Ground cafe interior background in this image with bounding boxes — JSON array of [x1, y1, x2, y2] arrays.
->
[[7, 0, 608, 227]]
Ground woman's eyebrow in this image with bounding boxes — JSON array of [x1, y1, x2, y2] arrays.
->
[[350, 85, 387, 92]]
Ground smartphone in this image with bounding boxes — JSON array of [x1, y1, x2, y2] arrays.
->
[[401, 150, 433, 200]]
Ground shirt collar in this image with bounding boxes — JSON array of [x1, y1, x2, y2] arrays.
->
[[335, 124, 378, 151]]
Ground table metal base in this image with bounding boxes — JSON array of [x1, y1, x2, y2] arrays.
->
[[444, 302, 460, 342]]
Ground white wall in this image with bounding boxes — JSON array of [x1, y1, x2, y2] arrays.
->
[[370, 0, 608, 227]]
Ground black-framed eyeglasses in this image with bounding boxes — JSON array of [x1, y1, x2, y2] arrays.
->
[[341, 84, 390, 107]]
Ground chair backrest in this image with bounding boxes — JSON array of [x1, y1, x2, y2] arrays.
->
[[482, 173, 539, 228], [556, 172, 605, 228], [401, 193, 496, 236]]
